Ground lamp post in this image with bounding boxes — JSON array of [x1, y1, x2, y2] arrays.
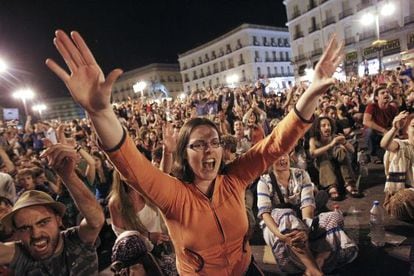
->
[[361, 2, 395, 72], [12, 88, 35, 117], [133, 81, 147, 98], [32, 104, 47, 120]]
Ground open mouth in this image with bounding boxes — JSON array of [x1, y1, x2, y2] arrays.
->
[[202, 158, 216, 170], [31, 238, 49, 253]]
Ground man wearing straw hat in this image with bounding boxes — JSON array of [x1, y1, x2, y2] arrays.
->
[[0, 143, 104, 275]]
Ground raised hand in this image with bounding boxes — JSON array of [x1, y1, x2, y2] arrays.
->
[[312, 34, 344, 94], [162, 122, 178, 154], [40, 143, 80, 181], [46, 30, 123, 115], [392, 111, 409, 129]]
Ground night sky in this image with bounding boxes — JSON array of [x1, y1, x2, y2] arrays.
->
[[0, 0, 287, 107]]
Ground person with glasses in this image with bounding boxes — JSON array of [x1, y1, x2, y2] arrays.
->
[[46, 30, 343, 275]]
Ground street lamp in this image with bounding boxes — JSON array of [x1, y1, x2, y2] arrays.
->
[[13, 88, 35, 116], [226, 74, 239, 88], [0, 59, 8, 73], [32, 104, 47, 120], [133, 81, 147, 98], [360, 2, 395, 72]]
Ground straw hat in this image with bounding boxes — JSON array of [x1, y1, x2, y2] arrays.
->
[[1, 190, 66, 229]]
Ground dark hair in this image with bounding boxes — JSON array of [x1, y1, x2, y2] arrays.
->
[[172, 117, 224, 183], [151, 146, 163, 162], [311, 116, 335, 140], [221, 135, 237, 154], [373, 84, 388, 102]]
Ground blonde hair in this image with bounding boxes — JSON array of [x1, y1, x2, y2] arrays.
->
[[108, 171, 167, 234]]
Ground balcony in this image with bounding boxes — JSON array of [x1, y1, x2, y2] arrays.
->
[[357, 0, 373, 12], [238, 60, 245, 66], [345, 37, 356, 45], [408, 42, 414, 50], [308, 24, 320, 34], [293, 31, 304, 40], [255, 57, 263, 62], [322, 16, 336, 27], [339, 8, 353, 20], [213, 69, 219, 74], [265, 58, 272, 62], [311, 48, 323, 57], [405, 15, 414, 25], [380, 20, 399, 33], [182, 65, 188, 70], [359, 30, 375, 41], [291, 11, 301, 20], [295, 54, 306, 62]]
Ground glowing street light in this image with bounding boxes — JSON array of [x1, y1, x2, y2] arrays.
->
[[133, 81, 147, 98], [360, 2, 395, 72], [0, 59, 8, 73], [13, 88, 35, 116], [226, 74, 239, 88], [32, 104, 47, 119], [179, 93, 186, 101]]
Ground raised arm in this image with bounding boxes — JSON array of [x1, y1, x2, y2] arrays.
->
[[380, 111, 408, 152], [227, 35, 344, 184], [40, 144, 104, 245], [47, 30, 180, 212], [295, 35, 344, 121], [46, 30, 123, 149]]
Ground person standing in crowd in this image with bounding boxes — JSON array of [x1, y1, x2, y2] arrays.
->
[[0, 143, 104, 275], [363, 84, 398, 163], [46, 30, 343, 275], [257, 153, 357, 275]]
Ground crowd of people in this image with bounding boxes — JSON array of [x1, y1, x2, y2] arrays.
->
[[0, 30, 413, 275]]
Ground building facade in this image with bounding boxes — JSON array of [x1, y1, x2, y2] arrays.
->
[[284, 0, 414, 79], [40, 97, 86, 122], [111, 63, 183, 102], [178, 23, 294, 93]]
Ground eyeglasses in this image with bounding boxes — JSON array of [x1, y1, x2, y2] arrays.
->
[[187, 138, 222, 151]]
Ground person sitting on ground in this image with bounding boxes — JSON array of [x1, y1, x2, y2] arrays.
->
[[257, 153, 357, 275], [0, 143, 104, 275], [380, 111, 414, 222], [46, 29, 343, 275], [111, 230, 164, 276], [309, 117, 362, 200], [363, 84, 398, 163]]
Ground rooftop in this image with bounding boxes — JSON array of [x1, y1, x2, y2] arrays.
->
[[178, 23, 289, 58]]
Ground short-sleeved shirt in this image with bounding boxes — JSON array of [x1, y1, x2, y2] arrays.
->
[[10, 226, 99, 276], [395, 139, 414, 186], [364, 103, 398, 129]]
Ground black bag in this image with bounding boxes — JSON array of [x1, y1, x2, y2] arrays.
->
[[268, 172, 301, 217]]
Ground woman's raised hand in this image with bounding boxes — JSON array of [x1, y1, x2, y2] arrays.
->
[[46, 30, 123, 115], [312, 34, 344, 94]]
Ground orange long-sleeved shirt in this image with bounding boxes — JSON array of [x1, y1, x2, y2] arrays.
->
[[105, 109, 311, 275]]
